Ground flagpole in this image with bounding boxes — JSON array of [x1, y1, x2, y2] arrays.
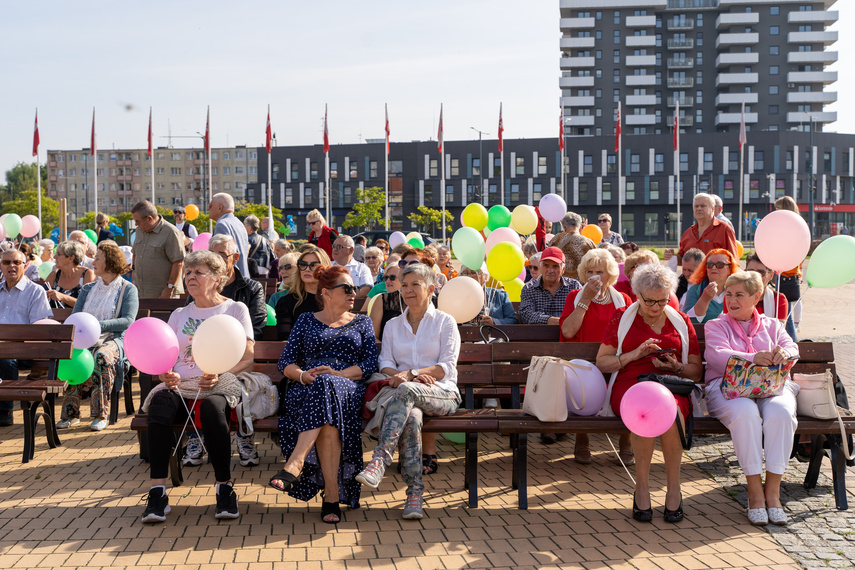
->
[[324, 104, 331, 226], [35, 109, 42, 240], [385, 103, 389, 230], [738, 101, 745, 242], [93, 108, 98, 221], [439, 103, 446, 243], [676, 101, 681, 244], [149, 107, 155, 204], [617, 101, 622, 236], [499, 102, 504, 207], [207, 106, 212, 233], [267, 105, 274, 240]]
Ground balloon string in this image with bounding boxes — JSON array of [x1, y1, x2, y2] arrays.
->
[[606, 434, 636, 485], [774, 273, 781, 323], [173, 387, 207, 457]]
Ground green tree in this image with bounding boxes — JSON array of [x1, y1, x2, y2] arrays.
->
[[342, 186, 388, 231], [0, 162, 47, 204], [0, 189, 60, 236], [407, 206, 452, 236], [235, 201, 285, 234]]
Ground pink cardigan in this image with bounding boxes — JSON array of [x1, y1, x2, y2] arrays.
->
[[703, 310, 799, 386]]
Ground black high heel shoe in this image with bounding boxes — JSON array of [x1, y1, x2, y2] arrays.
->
[[632, 494, 653, 522], [663, 495, 684, 523], [269, 469, 300, 493]]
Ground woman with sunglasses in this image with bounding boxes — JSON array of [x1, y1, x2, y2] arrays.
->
[[270, 266, 378, 524], [363, 246, 385, 284], [597, 213, 624, 246], [683, 248, 740, 324], [369, 264, 402, 340], [274, 246, 331, 341], [596, 263, 703, 523], [306, 209, 338, 259], [267, 252, 299, 309]]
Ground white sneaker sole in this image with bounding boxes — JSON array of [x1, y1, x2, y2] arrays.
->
[[402, 510, 424, 520], [354, 473, 380, 489], [141, 504, 171, 523]]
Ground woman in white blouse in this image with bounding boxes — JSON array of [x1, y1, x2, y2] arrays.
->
[[355, 263, 461, 520]]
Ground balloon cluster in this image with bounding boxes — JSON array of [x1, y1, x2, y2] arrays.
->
[[49, 312, 103, 385], [0, 214, 42, 241]]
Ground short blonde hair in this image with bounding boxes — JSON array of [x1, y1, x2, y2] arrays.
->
[[577, 249, 620, 289], [306, 209, 325, 225], [624, 249, 658, 279], [726, 270, 763, 296]]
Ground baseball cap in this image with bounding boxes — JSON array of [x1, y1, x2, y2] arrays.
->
[[540, 247, 565, 264]]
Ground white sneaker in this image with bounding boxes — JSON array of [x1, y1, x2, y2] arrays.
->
[[402, 492, 424, 520], [183, 434, 205, 466], [57, 418, 80, 429], [237, 433, 259, 467], [355, 458, 386, 489], [483, 398, 499, 409]]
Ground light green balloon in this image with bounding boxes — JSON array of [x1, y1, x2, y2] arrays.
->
[[3, 214, 22, 239], [805, 235, 855, 288], [59, 348, 95, 385], [38, 261, 55, 280], [451, 227, 485, 271]]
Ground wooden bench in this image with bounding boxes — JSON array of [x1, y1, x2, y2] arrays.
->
[[0, 324, 74, 462]]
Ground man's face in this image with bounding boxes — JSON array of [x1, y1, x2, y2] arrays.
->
[[174, 212, 185, 224], [132, 212, 157, 233], [211, 243, 238, 277], [332, 238, 352, 265], [261, 218, 270, 230], [208, 200, 223, 221], [682, 258, 700, 280], [693, 199, 714, 224], [1, 251, 26, 284], [540, 259, 564, 286]]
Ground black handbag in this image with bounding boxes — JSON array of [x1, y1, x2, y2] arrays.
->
[[637, 373, 697, 450]]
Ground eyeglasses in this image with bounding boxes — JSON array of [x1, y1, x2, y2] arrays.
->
[[639, 293, 670, 307], [332, 244, 349, 250], [281, 263, 293, 271], [706, 261, 729, 269], [398, 259, 418, 268], [309, 220, 322, 226], [1, 260, 23, 266], [598, 219, 609, 223], [382, 274, 397, 282], [365, 255, 380, 260], [297, 260, 321, 271], [329, 283, 358, 295]]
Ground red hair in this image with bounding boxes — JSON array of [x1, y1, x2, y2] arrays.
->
[[689, 248, 739, 285], [313, 265, 351, 306]]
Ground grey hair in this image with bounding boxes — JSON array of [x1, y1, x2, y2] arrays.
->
[[244, 214, 260, 231], [437, 245, 450, 255], [211, 192, 235, 211], [401, 263, 436, 287], [364, 246, 382, 258], [209, 233, 237, 255], [523, 236, 538, 256], [336, 234, 355, 248], [274, 239, 292, 252], [131, 200, 158, 218], [56, 241, 85, 265], [683, 248, 705, 264], [631, 263, 677, 297], [711, 194, 723, 208], [561, 211, 583, 229], [529, 252, 542, 264], [185, 250, 228, 293], [693, 192, 715, 209], [38, 238, 55, 251], [599, 242, 626, 262]]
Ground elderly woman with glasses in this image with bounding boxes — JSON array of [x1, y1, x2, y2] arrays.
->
[[596, 264, 703, 524], [274, 245, 332, 341], [356, 263, 461, 520], [684, 248, 740, 324], [306, 209, 338, 259], [597, 213, 624, 246], [363, 246, 385, 283], [45, 240, 96, 308]]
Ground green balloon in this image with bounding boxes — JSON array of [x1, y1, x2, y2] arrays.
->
[[3, 214, 22, 239], [84, 229, 97, 243], [266, 305, 277, 326], [805, 235, 855, 288], [451, 227, 486, 271], [487, 205, 512, 231], [38, 261, 55, 280], [59, 348, 95, 385], [407, 236, 425, 249]]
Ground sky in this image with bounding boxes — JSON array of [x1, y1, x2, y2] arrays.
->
[[0, 0, 849, 178]]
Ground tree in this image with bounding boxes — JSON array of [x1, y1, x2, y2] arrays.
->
[[0, 189, 60, 236], [0, 162, 47, 204], [342, 186, 388, 231], [235, 201, 285, 234], [407, 206, 452, 236]]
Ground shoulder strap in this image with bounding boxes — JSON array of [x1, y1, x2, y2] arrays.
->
[[113, 280, 128, 319], [248, 235, 261, 259]]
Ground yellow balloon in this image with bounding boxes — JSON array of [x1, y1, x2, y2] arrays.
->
[[185, 204, 200, 221], [502, 278, 525, 302], [736, 240, 745, 259], [580, 224, 603, 243], [486, 242, 525, 282], [405, 231, 421, 242], [462, 203, 489, 231], [511, 205, 538, 235]]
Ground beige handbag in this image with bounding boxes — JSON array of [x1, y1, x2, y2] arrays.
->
[[523, 356, 581, 422], [794, 370, 855, 460]]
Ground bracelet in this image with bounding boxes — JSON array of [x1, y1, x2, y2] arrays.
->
[[677, 364, 685, 376], [298, 370, 307, 385], [577, 302, 589, 311]]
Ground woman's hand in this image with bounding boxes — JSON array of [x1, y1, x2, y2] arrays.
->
[[45, 290, 60, 301], [198, 373, 219, 390], [309, 366, 339, 377], [652, 351, 682, 374], [701, 281, 718, 301], [415, 374, 437, 385], [388, 372, 409, 388], [478, 314, 494, 326], [579, 276, 602, 304], [754, 347, 789, 366], [160, 371, 181, 390], [626, 339, 662, 364]]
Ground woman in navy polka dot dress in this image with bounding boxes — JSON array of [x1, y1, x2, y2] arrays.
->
[[270, 265, 378, 523]]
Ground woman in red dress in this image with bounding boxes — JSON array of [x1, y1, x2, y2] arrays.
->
[[596, 263, 703, 524], [306, 209, 339, 259]]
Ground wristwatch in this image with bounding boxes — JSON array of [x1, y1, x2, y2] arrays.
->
[[409, 368, 419, 380], [167, 283, 175, 289]]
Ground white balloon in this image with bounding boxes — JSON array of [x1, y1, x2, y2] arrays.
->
[[64, 312, 102, 350], [191, 314, 247, 374], [389, 231, 407, 248], [437, 274, 485, 323]]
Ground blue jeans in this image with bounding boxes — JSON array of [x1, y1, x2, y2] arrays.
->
[[785, 306, 798, 342]]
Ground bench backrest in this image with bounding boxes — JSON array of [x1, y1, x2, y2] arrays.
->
[[0, 324, 75, 381]]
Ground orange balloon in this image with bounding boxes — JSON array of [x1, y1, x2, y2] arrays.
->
[[736, 240, 744, 259], [580, 224, 603, 244], [185, 204, 200, 221]]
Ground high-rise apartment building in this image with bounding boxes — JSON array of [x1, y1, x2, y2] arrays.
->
[[559, 0, 838, 137]]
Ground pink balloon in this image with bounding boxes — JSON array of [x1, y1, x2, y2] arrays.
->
[[34, 318, 61, 325], [539, 194, 567, 223], [619, 381, 678, 438], [545, 233, 554, 243], [20, 215, 41, 238], [0, 223, 5, 241], [460, 211, 466, 227], [517, 267, 526, 281], [124, 317, 180, 375], [617, 262, 629, 283], [485, 227, 520, 253], [192, 232, 212, 252], [754, 210, 811, 273]]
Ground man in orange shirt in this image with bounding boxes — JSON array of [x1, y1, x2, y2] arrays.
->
[[675, 193, 738, 266]]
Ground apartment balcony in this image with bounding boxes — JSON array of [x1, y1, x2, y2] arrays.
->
[[715, 112, 759, 126], [625, 75, 656, 86], [787, 91, 838, 104], [625, 15, 656, 28], [559, 75, 594, 88], [562, 96, 595, 107], [667, 97, 694, 107], [559, 17, 595, 30], [666, 19, 694, 30], [568, 115, 595, 127], [716, 33, 759, 48], [625, 114, 657, 126], [626, 35, 657, 48], [626, 95, 656, 106], [788, 70, 838, 85], [678, 117, 694, 127], [667, 58, 694, 69], [715, 92, 758, 106], [787, 111, 838, 124], [559, 37, 595, 49], [788, 31, 838, 46], [716, 73, 759, 86], [625, 55, 656, 67], [715, 12, 759, 29], [667, 77, 694, 88], [560, 56, 596, 69], [667, 38, 694, 50], [787, 51, 838, 65], [716, 52, 759, 67], [788, 10, 838, 25]]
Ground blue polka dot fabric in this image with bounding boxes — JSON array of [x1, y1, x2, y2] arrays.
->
[[276, 312, 378, 508]]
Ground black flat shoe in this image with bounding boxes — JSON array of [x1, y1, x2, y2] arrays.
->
[[269, 469, 300, 493], [632, 494, 653, 523], [663, 496, 684, 523]]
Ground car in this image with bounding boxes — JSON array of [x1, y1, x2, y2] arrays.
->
[[353, 230, 439, 248]]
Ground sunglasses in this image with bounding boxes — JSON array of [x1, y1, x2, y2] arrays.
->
[[297, 260, 321, 271], [281, 263, 293, 271], [329, 283, 358, 295], [383, 274, 397, 282], [1, 260, 24, 266], [598, 219, 609, 223], [332, 244, 349, 250], [398, 259, 418, 268], [706, 261, 729, 269], [639, 293, 670, 307]]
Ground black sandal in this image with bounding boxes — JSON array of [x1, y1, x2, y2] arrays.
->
[[321, 500, 342, 524], [269, 469, 300, 493], [422, 454, 438, 475]]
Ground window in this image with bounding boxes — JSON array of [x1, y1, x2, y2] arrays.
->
[[625, 181, 635, 201], [613, 11, 620, 25], [654, 153, 664, 174], [729, 152, 739, 172], [704, 152, 713, 172], [607, 154, 617, 174], [614, 30, 620, 44], [223, 166, 231, 175], [330, 161, 338, 179], [755, 151, 765, 171], [170, 167, 181, 176], [538, 156, 547, 175], [614, 50, 620, 64], [291, 163, 299, 181], [613, 69, 620, 83], [769, 105, 779, 115], [771, 7, 780, 15], [370, 160, 378, 178], [349, 160, 358, 178], [650, 180, 660, 200], [680, 153, 689, 173], [533, 183, 542, 201], [235, 150, 244, 159], [645, 213, 659, 237], [310, 162, 318, 180], [579, 182, 588, 202], [583, 155, 593, 175], [171, 153, 181, 161], [451, 158, 460, 177], [769, 85, 779, 95], [770, 46, 779, 55], [515, 156, 525, 176], [770, 26, 779, 35], [621, 213, 634, 237], [602, 182, 612, 202], [770, 65, 779, 75], [235, 166, 244, 175], [223, 152, 230, 160], [510, 184, 520, 203], [630, 153, 640, 174]]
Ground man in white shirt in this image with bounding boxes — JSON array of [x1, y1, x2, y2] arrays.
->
[[173, 207, 198, 252], [261, 217, 279, 241], [712, 194, 733, 228], [331, 235, 373, 298]]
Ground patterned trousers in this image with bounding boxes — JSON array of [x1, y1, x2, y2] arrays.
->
[[62, 340, 120, 420]]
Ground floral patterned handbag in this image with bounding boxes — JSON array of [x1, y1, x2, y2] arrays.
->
[[720, 355, 798, 400]]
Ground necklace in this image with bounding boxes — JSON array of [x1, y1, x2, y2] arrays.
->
[[592, 289, 611, 305]]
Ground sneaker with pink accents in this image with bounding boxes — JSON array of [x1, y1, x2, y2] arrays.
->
[[402, 492, 424, 520], [355, 458, 385, 489]]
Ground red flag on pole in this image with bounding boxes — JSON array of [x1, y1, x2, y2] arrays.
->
[[33, 110, 39, 157], [204, 106, 210, 154], [147, 107, 153, 157], [385, 103, 390, 155], [265, 106, 272, 154], [559, 108, 565, 152], [614, 102, 621, 153], [673, 104, 679, 151], [738, 101, 747, 150], [323, 104, 329, 153], [498, 103, 504, 153], [437, 104, 444, 154], [90, 108, 96, 156]]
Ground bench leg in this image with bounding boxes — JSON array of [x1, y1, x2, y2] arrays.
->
[[39, 400, 60, 449], [803, 434, 828, 490], [124, 375, 136, 416], [511, 434, 519, 490], [45, 394, 60, 447], [21, 402, 36, 463], [517, 433, 528, 510], [830, 437, 849, 511], [109, 391, 119, 425], [466, 432, 478, 508]]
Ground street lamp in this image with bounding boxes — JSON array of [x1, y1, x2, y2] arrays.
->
[[470, 127, 489, 204], [808, 115, 816, 238]]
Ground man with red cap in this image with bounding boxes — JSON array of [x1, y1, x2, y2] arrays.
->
[[519, 246, 581, 325]]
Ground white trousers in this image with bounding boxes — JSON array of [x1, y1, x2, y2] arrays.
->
[[705, 379, 799, 476]]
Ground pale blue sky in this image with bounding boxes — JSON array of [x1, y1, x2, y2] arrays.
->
[[0, 1, 848, 177]]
